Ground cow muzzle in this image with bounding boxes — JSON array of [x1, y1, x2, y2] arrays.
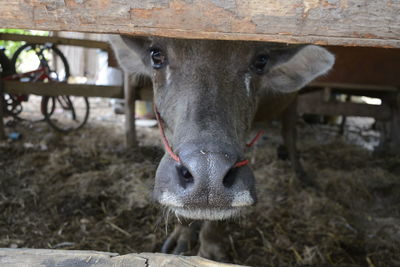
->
[[154, 141, 257, 220]]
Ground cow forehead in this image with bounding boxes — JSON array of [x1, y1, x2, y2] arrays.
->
[[152, 38, 265, 63]]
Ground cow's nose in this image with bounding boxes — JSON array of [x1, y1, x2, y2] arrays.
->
[[176, 149, 237, 191], [176, 165, 195, 188], [154, 141, 256, 210], [177, 164, 239, 189]]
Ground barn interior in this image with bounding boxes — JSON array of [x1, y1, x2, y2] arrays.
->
[[1, 1, 400, 266]]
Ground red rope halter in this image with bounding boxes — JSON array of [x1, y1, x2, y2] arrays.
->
[[154, 106, 264, 168]]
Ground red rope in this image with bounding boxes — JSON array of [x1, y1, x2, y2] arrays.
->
[[154, 107, 181, 163], [246, 130, 265, 148], [154, 105, 264, 168], [233, 130, 265, 168], [233, 159, 249, 168]]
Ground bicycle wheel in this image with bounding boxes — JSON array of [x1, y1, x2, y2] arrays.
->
[[11, 43, 70, 82], [41, 95, 90, 132], [13, 43, 89, 132]]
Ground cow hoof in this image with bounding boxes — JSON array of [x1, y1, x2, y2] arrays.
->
[[198, 221, 230, 262], [198, 243, 229, 262], [161, 221, 201, 255]]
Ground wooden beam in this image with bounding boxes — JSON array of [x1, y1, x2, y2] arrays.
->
[[298, 97, 392, 120], [309, 82, 399, 92], [3, 81, 123, 98], [0, 33, 110, 50], [0, 1, 399, 48], [315, 46, 400, 87], [0, 248, 244, 267]]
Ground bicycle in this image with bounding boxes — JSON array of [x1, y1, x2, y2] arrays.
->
[[0, 42, 90, 132]]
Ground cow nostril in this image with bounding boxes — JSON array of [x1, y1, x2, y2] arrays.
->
[[177, 165, 194, 186], [223, 168, 237, 188]]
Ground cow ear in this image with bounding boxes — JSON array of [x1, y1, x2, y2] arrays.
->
[[108, 34, 151, 74], [262, 45, 334, 93]]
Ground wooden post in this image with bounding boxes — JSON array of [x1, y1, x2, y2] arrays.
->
[[323, 87, 331, 102], [0, 81, 6, 140], [376, 92, 400, 155], [339, 94, 351, 136], [124, 71, 137, 147], [390, 92, 400, 153]]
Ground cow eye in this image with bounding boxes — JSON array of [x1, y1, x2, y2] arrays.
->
[[150, 48, 167, 69], [252, 54, 268, 74]]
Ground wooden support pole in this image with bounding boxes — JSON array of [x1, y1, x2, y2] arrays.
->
[[339, 95, 351, 136], [0, 81, 6, 140], [374, 92, 400, 155], [124, 72, 137, 148], [389, 92, 400, 153]]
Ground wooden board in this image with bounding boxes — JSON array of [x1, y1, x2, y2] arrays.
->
[[298, 90, 392, 120], [0, 33, 110, 50], [298, 98, 392, 120], [315, 46, 400, 87], [309, 83, 399, 93], [0, 248, 246, 267], [3, 81, 124, 98], [0, 0, 399, 48]]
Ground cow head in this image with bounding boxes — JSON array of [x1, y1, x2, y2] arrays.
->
[[111, 36, 334, 220]]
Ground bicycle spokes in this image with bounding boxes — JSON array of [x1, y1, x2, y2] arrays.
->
[[42, 96, 90, 132], [3, 93, 23, 116]]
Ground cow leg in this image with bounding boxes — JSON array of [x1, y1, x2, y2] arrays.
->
[[198, 221, 230, 262], [281, 97, 310, 184], [161, 220, 201, 255]]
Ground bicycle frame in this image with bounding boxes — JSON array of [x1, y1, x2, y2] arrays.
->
[[3, 66, 50, 82], [2, 42, 88, 132], [2, 47, 57, 106]]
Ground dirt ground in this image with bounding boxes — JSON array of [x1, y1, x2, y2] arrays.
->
[[1, 97, 400, 266]]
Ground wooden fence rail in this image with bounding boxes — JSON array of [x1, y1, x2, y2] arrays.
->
[[0, 248, 246, 267], [0, 0, 399, 48]]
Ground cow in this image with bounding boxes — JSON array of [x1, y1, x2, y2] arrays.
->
[[109, 35, 334, 261]]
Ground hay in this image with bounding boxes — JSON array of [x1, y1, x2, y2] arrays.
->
[[1, 100, 400, 266]]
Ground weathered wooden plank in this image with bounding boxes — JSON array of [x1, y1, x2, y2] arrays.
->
[[0, 248, 245, 267], [0, 33, 110, 50], [0, 0, 399, 48], [3, 80, 154, 100], [3, 81, 124, 98], [298, 96, 392, 120], [309, 83, 399, 92], [316, 46, 400, 86]]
